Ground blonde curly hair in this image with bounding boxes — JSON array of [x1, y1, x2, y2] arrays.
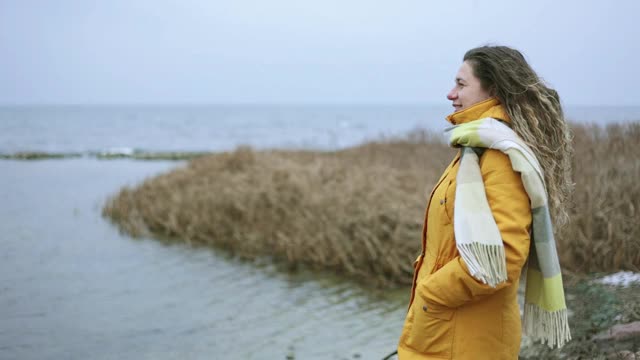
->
[[464, 45, 574, 227]]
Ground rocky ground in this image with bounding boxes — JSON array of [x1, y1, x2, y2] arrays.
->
[[520, 272, 640, 360]]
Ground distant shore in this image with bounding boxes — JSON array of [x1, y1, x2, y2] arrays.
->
[[0, 150, 209, 160]]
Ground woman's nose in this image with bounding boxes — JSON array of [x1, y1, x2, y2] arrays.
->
[[447, 88, 457, 101]]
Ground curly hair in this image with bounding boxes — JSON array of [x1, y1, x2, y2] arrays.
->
[[463, 45, 574, 228]]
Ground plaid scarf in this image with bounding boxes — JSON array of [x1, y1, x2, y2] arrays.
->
[[444, 117, 571, 348]]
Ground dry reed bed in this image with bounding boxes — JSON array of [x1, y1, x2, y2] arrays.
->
[[560, 123, 640, 273], [103, 123, 640, 286]]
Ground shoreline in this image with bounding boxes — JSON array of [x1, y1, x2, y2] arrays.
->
[[0, 150, 209, 161]]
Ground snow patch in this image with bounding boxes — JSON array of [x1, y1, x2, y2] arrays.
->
[[596, 271, 640, 287]]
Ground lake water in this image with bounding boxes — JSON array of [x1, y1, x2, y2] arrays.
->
[[0, 159, 407, 360], [1, 104, 639, 156], [1, 105, 639, 359]]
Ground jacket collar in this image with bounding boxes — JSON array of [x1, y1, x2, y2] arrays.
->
[[446, 97, 511, 125]]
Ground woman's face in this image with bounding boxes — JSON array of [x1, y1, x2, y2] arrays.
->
[[447, 61, 492, 112]]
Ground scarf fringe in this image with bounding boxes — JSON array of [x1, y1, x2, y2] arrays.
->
[[457, 243, 507, 288], [523, 303, 572, 348]]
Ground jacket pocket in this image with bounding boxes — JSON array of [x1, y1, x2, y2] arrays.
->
[[404, 296, 455, 357]]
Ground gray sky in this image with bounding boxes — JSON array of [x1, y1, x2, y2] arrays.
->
[[2, 0, 639, 106]]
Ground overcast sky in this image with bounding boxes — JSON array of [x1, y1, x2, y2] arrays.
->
[[2, 0, 639, 106]]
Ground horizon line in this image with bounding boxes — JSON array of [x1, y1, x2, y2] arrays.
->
[[1, 102, 639, 108]]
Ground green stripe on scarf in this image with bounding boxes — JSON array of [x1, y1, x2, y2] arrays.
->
[[445, 117, 571, 349], [525, 270, 567, 311]]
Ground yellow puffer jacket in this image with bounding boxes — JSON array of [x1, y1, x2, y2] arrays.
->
[[397, 98, 533, 360]]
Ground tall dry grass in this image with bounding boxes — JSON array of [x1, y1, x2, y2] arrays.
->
[[103, 123, 640, 286], [559, 123, 640, 273]]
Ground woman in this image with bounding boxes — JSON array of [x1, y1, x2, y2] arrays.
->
[[396, 46, 573, 359]]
